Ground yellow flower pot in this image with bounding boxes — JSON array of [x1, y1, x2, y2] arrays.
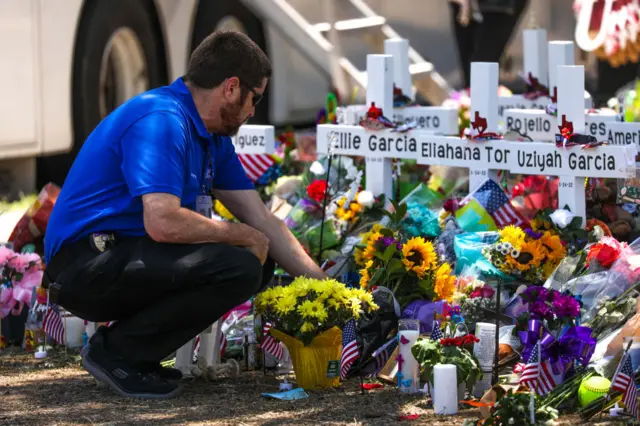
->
[[270, 327, 343, 390]]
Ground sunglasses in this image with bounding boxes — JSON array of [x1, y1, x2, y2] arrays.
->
[[240, 82, 263, 106]]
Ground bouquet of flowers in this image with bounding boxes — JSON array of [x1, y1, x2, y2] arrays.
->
[[454, 274, 497, 330], [255, 277, 378, 389], [516, 286, 582, 335], [412, 333, 483, 389], [530, 207, 603, 255], [0, 247, 43, 318], [515, 286, 595, 380], [482, 225, 566, 284], [354, 207, 457, 308], [254, 277, 378, 346]]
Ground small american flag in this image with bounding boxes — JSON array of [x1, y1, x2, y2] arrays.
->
[[261, 323, 284, 360], [238, 154, 275, 182], [431, 321, 444, 341], [519, 342, 557, 395], [612, 353, 639, 418], [340, 319, 359, 380], [43, 304, 65, 345], [462, 179, 527, 227], [372, 337, 398, 372]]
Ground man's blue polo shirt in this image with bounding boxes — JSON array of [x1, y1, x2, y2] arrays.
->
[[44, 78, 254, 263]]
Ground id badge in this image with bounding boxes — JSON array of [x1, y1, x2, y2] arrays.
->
[[196, 195, 213, 219]]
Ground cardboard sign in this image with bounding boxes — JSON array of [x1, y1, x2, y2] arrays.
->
[[231, 125, 275, 154]]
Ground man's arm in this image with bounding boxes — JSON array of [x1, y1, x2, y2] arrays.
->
[[119, 112, 268, 261], [213, 189, 327, 279]]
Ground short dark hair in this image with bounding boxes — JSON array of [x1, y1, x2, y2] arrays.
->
[[185, 31, 271, 92]]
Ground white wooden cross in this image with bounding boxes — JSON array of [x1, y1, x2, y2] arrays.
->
[[175, 124, 275, 377], [317, 52, 458, 199], [504, 40, 617, 142], [338, 39, 458, 136], [417, 64, 636, 225], [498, 30, 592, 119]]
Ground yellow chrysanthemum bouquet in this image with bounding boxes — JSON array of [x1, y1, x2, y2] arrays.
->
[[481, 225, 566, 284], [353, 205, 457, 309], [255, 277, 378, 389], [255, 277, 378, 345]]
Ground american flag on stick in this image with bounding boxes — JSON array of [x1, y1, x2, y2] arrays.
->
[[237, 154, 275, 182], [458, 179, 528, 228], [261, 322, 284, 360], [519, 342, 557, 395], [340, 319, 359, 380], [611, 353, 639, 418], [371, 337, 398, 373], [43, 304, 65, 345], [431, 320, 444, 341]]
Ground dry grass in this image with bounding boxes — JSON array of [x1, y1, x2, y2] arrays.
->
[[0, 348, 620, 426]]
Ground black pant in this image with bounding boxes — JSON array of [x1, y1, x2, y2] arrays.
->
[[46, 235, 274, 368], [449, 1, 529, 87]]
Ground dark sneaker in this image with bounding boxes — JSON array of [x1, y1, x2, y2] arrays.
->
[[81, 329, 182, 399], [143, 364, 183, 382]]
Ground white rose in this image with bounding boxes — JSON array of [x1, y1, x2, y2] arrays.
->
[[357, 190, 375, 208], [549, 209, 577, 229], [309, 161, 325, 176]]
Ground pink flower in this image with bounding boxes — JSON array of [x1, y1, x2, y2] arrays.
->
[[8, 255, 30, 273], [0, 247, 14, 266], [470, 285, 495, 299]]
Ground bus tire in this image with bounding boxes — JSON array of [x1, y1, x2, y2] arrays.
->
[[37, 0, 167, 188], [190, 0, 270, 124]]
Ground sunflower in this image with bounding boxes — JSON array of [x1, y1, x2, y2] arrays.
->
[[359, 267, 370, 289], [499, 225, 526, 250], [402, 237, 437, 278], [506, 239, 545, 271], [540, 231, 566, 263], [354, 226, 383, 265], [434, 263, 456, 302]]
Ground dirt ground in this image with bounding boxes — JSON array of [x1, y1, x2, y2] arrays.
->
[[0, 348, 622, 426]]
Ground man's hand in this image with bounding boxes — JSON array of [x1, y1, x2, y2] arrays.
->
[[214, 189, 327, 279], [244, 226, 269, 264]]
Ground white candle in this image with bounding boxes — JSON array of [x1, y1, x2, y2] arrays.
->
[[433, 364, 458, 415], [397, 329, 420, 393]]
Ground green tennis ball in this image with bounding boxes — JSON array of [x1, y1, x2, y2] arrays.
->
[[578, 376, 611, 407]]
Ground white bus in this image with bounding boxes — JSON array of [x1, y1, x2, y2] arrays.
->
[[0, 0, 620, 194]]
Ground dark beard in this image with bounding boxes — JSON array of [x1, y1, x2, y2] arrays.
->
[[219, 100, 247, 136]]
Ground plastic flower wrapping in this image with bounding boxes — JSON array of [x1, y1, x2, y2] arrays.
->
[[254, 277, 378, 346], [0, 247, 43, 318]]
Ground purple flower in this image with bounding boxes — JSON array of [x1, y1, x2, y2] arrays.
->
[[380, 236, 396, 247], [530, 301, 553, 320], [525, 228, 543, 239], [553, 294, 581, 318], [396, 242, 403, 250], [521, 286, 549, 303]]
